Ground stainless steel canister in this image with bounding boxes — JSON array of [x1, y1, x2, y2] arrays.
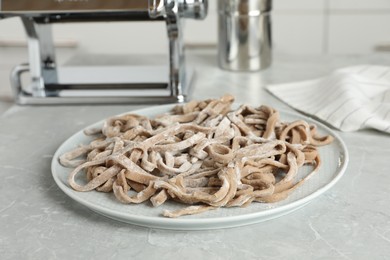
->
[[218, 0, 272, 71]]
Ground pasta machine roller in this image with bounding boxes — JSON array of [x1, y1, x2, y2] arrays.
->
[[0, 0, 208, 104]]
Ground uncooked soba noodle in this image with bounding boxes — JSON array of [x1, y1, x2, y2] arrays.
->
[[59, 95, 333, 217]]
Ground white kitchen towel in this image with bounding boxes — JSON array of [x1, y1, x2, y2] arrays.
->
[[267, 65, 390, 133]]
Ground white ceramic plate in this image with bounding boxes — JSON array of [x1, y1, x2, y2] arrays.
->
[[51, 104, 349, 230]]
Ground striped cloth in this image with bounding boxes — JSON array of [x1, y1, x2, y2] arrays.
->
[[267, 65, 390, 133]]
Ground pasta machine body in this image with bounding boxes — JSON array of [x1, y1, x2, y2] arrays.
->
[[0, 0, 208, 104]]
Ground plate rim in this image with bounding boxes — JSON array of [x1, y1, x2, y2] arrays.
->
[[51, 104, 349, 229]]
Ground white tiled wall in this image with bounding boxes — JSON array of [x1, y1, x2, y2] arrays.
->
[[329, 0, 390, 10], [275, 0, 326, 11], [328, 14, 390, 54], [1, 0, 390, 55], [328, 0, 390, 53], [273, 13, 326, 54]]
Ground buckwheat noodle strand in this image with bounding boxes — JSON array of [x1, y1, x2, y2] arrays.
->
[[59, 95, 333, 218]]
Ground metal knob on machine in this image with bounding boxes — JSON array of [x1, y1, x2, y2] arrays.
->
[[150, 0, 208, 19]]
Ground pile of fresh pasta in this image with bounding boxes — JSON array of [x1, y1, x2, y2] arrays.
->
[[59, 95, 333, 218]]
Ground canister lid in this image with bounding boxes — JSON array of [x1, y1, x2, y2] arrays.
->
[[218, 0, 272, 15]]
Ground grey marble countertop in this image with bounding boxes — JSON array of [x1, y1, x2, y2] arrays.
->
[[1, 48, 390, 259]]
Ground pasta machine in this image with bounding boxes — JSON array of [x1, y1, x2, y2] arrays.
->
[[0, 0, 208, 104]]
